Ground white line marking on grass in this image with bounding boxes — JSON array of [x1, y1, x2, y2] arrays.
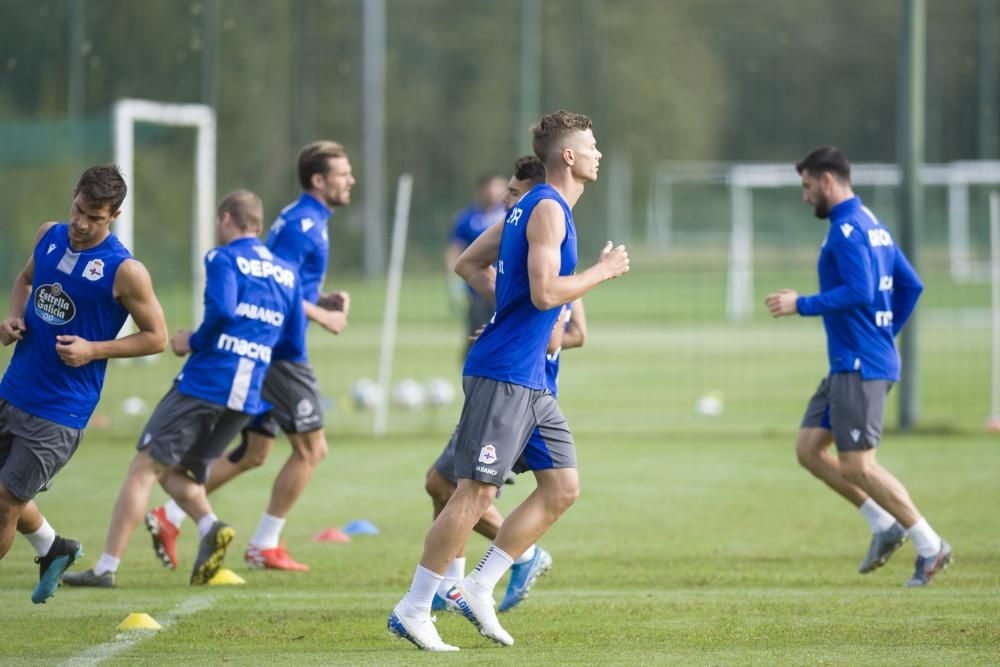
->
[[63, 595, 213, 667]]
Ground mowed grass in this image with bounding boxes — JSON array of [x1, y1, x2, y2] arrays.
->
[[1, 259, 999, 664]]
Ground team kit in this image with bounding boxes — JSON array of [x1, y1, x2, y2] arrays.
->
[[0, 112, 950, 652]]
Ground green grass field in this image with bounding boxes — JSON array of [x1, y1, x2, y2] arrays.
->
[[1, 258, 999, 664]]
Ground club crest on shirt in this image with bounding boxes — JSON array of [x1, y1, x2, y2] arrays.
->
[[83, 258, 105, 281], [478, 444, 498, 465], [33, 283, 76, 325]]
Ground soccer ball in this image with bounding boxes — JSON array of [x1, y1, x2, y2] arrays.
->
[[392, 378, 426, 409], [695, 391, 724, 417], [122, 396, 148, 416], [424, 378, 456, 407], [350, 378, 384, 411]]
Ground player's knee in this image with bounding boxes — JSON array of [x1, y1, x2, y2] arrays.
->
[[291, 430, 327, 467], [795, 442, 817, 470], [424, 470, 454, 505], [839, 458, 872, 485]]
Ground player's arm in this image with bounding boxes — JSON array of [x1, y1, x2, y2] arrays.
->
[[56, 259, 168, 366], [455, 222, 502, 305], [282, 280, 308, 355], [1, 222, 57, 345], [304, 299, 348, 335], [561, 299, 587, 350], [767, 230, 874, 317], [890, 248, 923, 335], [526, 200, 629, 311], [182, 252, 239, 356], [546, 305, 569, 355]]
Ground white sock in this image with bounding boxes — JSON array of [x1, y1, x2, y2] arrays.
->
[[859, 499, 896, 534], [466, 544, 514, 594], [94, 553, 121, 575], [437, 557, 465, 596], [401, 565, 444, 613], [251, 513, 286, 550], [23, 518, 56, 557], [164, 500, 187, 528], [513, 544, 537, 565], [197, 513, 218, 539], [907, 517, 942, 558]]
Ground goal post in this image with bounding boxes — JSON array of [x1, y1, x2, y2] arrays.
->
[[113, 98, 216, 326]]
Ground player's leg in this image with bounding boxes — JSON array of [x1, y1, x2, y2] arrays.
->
[[830, 374, 950, 585], [17, 501, 84, 603], [0, 482, 26, 559], [796, 427, 870, 505], [245, 360, 325, 571]]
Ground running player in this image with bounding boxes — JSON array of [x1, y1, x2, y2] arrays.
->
[[766, 146, 952, 587], [0, 165, 168, 602], [63, 190, 305, 587], [425, 155, 588, 614], [388, 110, 629, 651], [146, 141, 354, 572]]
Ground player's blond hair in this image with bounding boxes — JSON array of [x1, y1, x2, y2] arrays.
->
[[218, 190, 263, 233]]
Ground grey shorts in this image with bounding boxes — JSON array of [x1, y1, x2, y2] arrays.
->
[[433, 423, 572, 485], [0, 399, 83, 501], [248, 360, 324, 437], [452, 376, 576, 487], [138, 384, 250, 483], [801, 373, 893, 452]]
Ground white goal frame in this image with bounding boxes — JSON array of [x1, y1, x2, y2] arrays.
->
[[113, 98, 216, 325]]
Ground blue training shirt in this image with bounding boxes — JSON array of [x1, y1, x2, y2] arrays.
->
[[464, 184, 578, 389], [450, 202, 506, 298], [0, 224, 131, 429], [796, 196, 923, 381], [179, 238, 305, 413], [543, 303, 572, 396], [266, 193, 331, 362]]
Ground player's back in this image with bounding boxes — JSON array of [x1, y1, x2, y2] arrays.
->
[[464, 184, 578, 390], [179, 238, 304, 413], [820, 197, 904, 380], [0, 223, 131, 428]]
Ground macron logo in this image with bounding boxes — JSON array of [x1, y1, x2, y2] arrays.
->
[[840, 223, 853, 238], [301, 218, 315, 232], [47, 243, 57, 255], [850, 429, 861, 443]]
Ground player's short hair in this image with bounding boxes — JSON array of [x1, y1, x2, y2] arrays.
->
[[513, 155, 545, 184], [74, 165, 127, 213], [298, 140, 348, 191], [796, 146, 851, 183], [218, 190, 263, 233], [531, 110, 593, 166]]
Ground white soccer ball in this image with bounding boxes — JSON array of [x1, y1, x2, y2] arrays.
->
[[350, 378, 384, 411], [122, 396, 147, 416], [392, 378, 427, 409], [424, 378, 456, 407], [695, 392, 724, 417]]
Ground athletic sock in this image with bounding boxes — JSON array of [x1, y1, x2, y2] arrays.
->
[[859, 499, 896, 534], [251, 513, 285, 550], [197, 512, 219, 539], [94, 553, 120, 575], [907, 517, 943, 558], [513, 544, 537, 565], [437, 556, 465, 596], [23, 519, 56, 557], [164, 499, 187, 529], [466, 544, 514, 594], [401, 565, 444, 613]]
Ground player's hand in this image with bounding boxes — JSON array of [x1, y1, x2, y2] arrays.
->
[[597, 241, 630, 280], [171, 329, 193, 356], [55, 335, 96, 367], [468, 323, 487, 343], [317, 308, 348, 335], [0, 316, 26, 345], [765, 289, 799, 317], [318, 290, 351, 315]]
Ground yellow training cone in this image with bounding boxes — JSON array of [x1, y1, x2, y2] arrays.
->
[[117, 613, 162, 631], [208, 568, 245, 585]]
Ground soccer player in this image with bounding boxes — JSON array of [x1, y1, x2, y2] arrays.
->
[[445, 173, 507, 356], [63, 190, 305, 587], [146, 141, 354, 572], [425, 155, 589, 614], [765, 146, 952, 587], [0, 165, 168, 602], [388, 110, 629, 652]]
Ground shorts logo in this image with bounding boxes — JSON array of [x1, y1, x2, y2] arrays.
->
[[83, 258, 105, 281], [296, 399, 314, 417], [850, 429, 861, 443], [33, 283, 76, 325], [478, 444, 497, 465], [476, 465, 498, 476]]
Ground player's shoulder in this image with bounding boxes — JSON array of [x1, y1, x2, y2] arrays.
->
[[32, 221, 62, 246]]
